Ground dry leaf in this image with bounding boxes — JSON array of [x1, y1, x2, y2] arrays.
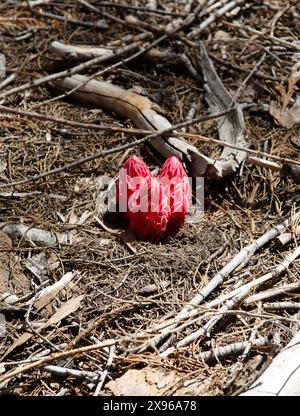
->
[[106, 367, 179, 396], [106, 366, 204, 396], [24, 252, 49, 283], [270, 97, 300, 129], [33, 271, 76, 311], [0, 232, 31, 297], [45, 295, 84, 327]]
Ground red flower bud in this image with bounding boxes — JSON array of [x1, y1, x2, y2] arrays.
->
[[116, 156, 192, 242], [116, 156, 152, 213], [127, 177, 169, 242], [159, 157, 192, 237]]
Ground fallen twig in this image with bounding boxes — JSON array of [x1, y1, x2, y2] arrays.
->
[[43, 364, 102, 383], [199, 336, 276, 363], [94, 345, 115, 396], [245, 282, 300, 306], [188, 0, 246, 38], [36, 9, 108, 29], [263, 301, 300, 311]]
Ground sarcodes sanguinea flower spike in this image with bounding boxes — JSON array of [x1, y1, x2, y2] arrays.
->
[[116, 155, 152, 215], [116, 155, 191, 242], [127, 176, 169, 242], [159, 156, 192, 237]]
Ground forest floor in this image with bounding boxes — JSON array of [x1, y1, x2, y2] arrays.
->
[[0, 0, 300, 396]]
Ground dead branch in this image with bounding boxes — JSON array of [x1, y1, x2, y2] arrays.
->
[[50, 37, 146, 63], [43, 365, 101, 383], [188, 0, 246, 38]]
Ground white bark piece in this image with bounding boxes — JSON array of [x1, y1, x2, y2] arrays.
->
[[51, 41, 113, 61], [31, 271, 76, 311], [277, 225, 300, 246], [43, 364, 101, 383], [241, 332, 300, 396], [199, 336, 274, 363]]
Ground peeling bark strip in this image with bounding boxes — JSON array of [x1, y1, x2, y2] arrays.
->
[[198, 41, 249, 177]]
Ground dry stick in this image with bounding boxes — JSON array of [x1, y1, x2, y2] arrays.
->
[[35, 9, 108, 29], [199, 336, 274, 363], [161, 243, 300, 343], [229, 52, 266, 106], [43, 365, 101, 383], [0, 74, 16, 91], [211, 53, 281, 82], [0, 338, 122, 383], [93, 345, 115, 396], [277, 225, 300, 247], [188, 0, 246, 38], [78, 0, 186, 17], [263, 302, 300, 311], [245, 282, 300, 306], [0, 102, 283, 169], [160, 287, 251, 356], [225, 21, 300, 51], [138, 213, 300, 352]]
